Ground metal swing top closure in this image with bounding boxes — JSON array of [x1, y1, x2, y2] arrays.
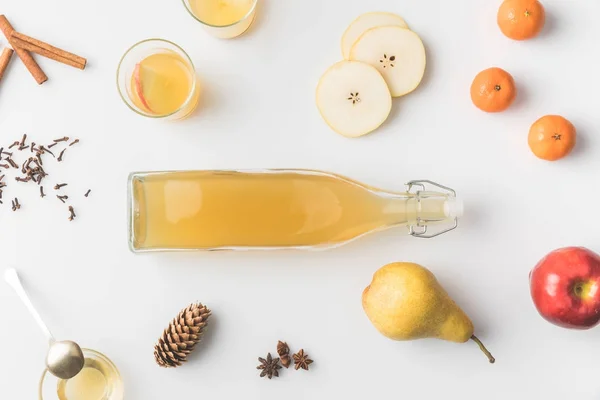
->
[[405, 180, 459, 239]]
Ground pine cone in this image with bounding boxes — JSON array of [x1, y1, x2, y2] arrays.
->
[[154, 302, 211, 368]]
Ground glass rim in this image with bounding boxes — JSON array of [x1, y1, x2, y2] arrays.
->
[[116, 38, 198, 119], [182, 0, 258, 29]]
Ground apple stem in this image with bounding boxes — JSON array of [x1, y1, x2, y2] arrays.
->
[[470, 335, 495, 364]]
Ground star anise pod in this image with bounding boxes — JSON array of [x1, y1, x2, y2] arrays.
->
[[293, 349, 313, 371], [277, 341, 291, 368], [257, 353, 281, 379]]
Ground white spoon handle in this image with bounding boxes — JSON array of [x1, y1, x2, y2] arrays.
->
[[4, 268, 54, 341]]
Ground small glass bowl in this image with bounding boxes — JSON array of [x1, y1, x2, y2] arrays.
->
[[116, 38, 200, 120], [182, 0, 258, 39], [39, 348, 123, 400]]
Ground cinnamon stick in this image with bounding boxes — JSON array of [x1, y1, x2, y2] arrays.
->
[[0, 15, 47, 84], [10, 31, 86, 70], [0, 47, 13, 81]]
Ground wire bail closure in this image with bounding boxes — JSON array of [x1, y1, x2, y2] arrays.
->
[[405, 180, 459, 239]]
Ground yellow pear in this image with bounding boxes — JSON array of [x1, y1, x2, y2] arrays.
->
[[362, 262, 495, 363]]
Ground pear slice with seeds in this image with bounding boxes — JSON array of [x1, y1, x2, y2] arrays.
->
[[316, 60, 392, 138], [350, 26, 426, 97], [341, 12, 408, 60]]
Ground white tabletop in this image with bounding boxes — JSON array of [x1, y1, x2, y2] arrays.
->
[[1, 0, 599, 398]]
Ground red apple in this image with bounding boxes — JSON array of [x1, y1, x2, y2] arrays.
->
[[530, 247, 600, 329]]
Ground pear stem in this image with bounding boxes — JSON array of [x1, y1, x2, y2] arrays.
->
[[470, 335, 495, 364]]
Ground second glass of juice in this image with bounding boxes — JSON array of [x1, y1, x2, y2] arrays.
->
[[183, 0, 258, 39], [117, 39, 200, 120]]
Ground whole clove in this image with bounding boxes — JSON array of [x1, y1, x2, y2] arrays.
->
[[39, 146, 54, 157], [54, 183, 67, 190], [84, 189, 91, 197], [69, 139, 79, 146], [53, 136, 69, 143], [40, 186, 45, 198], [57, 149, 65, 162], [68, 206, 76, 221], [57, 195, 68, 203]]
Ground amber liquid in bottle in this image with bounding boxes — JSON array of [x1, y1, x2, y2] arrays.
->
[[129, 170, 459, 252]]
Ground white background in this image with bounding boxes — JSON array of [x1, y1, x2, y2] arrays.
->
[[1, 0, 599, 398]]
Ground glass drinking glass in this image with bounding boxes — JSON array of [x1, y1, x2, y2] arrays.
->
[[116, 39, 200, 120], [39, 348, 123, 400], [182, 0, 258, 39]]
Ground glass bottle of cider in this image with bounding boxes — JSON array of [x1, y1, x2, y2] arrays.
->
[[128, 169, 462, 252]]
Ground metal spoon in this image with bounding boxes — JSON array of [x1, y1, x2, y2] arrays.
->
[[4, 268, 84, 379]]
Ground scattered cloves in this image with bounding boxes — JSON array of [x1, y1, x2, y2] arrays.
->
[[1, 133, 89, 222]]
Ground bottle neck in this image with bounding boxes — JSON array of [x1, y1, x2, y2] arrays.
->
[[381, 191, 462, 227]]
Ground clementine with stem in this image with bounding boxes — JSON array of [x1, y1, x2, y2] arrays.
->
[[470, 67, 516, 113], [528, 115, 576, 161], [498, 0, 545, 40]]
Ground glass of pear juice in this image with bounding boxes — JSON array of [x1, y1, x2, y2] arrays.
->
[[39, 348, 123, 400], [182, 0, 258, 39], [117, 39, 200, 120]]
